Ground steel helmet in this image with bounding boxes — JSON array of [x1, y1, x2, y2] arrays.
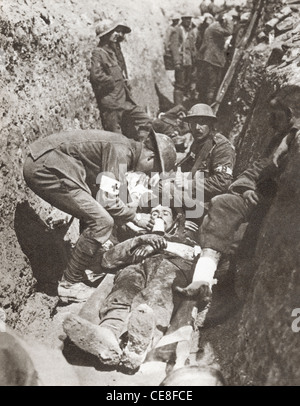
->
[[150, 129, 177, 174], [183, 104, 217, 122], [95, 20, 131, 38], [171, 13, 181, 21]]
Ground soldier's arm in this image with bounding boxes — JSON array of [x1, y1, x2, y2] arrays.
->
[[90, 49, 115, 91], [229, 157, 273, 195], [169, 29, 181, 67], [101, 235, 167, 269]]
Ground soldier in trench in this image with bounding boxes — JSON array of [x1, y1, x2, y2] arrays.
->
[[176, 85, 300, 306], [161, 103, 236, 225], [63, 203, 206, 372], [169, 15, 197, 105], [23, 129, 176, 304], [197, 12, 233, 105], [90, 20, 151, 138]]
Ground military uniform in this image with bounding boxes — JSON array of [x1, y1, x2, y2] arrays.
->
[[90, 43, 150, 137], [169, 24, 197, 104], [197, 20, 233, 104], [98, 226, 200, 361], [199, 126, 300, 254], [179, 132, 236, 202], [23, 130, 142, 283]]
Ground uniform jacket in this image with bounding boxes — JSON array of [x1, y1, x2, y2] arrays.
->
[[90, 43, 135, 110], [169, 24, 197, 67], [28, 130, 142, 222], [198, 21, 233, 67], [179, 133, 236, 201], [164, 25, 178, 53]]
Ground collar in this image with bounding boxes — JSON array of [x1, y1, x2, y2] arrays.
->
[[100, 43, 116, 55]]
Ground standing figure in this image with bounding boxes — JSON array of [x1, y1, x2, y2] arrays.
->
[[195, 13, 215, 101], [90, 20, 151, 138], [169, 15, 197, 105], [164, 15, 180, 86], [197, 13, 233, 105]]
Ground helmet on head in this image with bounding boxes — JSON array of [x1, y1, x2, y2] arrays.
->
[[183, 104, 217, 122], [181, 14, 193, 19], [171, 13, 181, 21], [150, 129, 177, 174], [116, 22, 131, 34], [95, 19, 131, 38]]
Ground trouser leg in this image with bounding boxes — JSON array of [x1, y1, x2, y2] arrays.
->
[[23, 155, 114, 283], [199, 194, 254, 254], [99, 264, 147, 338], [174, 67, 185, 105], [206, 64, 222, 105], [196, 61, 210, 103], [183, 65, 193, 98], [122, 105, 152, 138], [101, 109, 123, 133]]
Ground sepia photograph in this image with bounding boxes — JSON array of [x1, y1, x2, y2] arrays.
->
[[0, 0, 299, 389]]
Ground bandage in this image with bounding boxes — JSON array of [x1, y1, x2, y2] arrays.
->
[[192, 250, 220, 287]]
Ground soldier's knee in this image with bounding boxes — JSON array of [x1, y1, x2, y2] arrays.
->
[[211, 194, 231, 206]]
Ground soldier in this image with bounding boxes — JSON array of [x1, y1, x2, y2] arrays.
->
[[90, 20, 151, 138], [197, 13, 233, 105], [63, 204, 202, 371], [173, 103, 235, 221], [195, 13, 215, 101], [169, 15, 197, 105], [23, 129, 176, 303], [164, 15, 180, 66]]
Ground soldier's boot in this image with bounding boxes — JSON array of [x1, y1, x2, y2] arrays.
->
[[58, 235, 101, 303], [119, 304, 155, 373], [63, 313, 122, 366]]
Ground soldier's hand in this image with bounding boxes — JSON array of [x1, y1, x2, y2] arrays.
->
[[132, 245, 155, 263], [175, 281, 212, 303], [143, 234, 167, 251], [243, 190, 260, 206], [133, 213, 155, 230]]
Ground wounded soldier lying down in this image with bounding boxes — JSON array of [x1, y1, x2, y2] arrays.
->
[[63, 205, 203, 372]]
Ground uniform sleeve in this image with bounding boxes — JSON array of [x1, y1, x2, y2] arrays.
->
[[96, 143, 136, 223], [192, 140, 236, 201], [101, 235, 160, 270], [229, 157, 273, 195], [90, 49, 115, 92], [169, 28, 181, 66]]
